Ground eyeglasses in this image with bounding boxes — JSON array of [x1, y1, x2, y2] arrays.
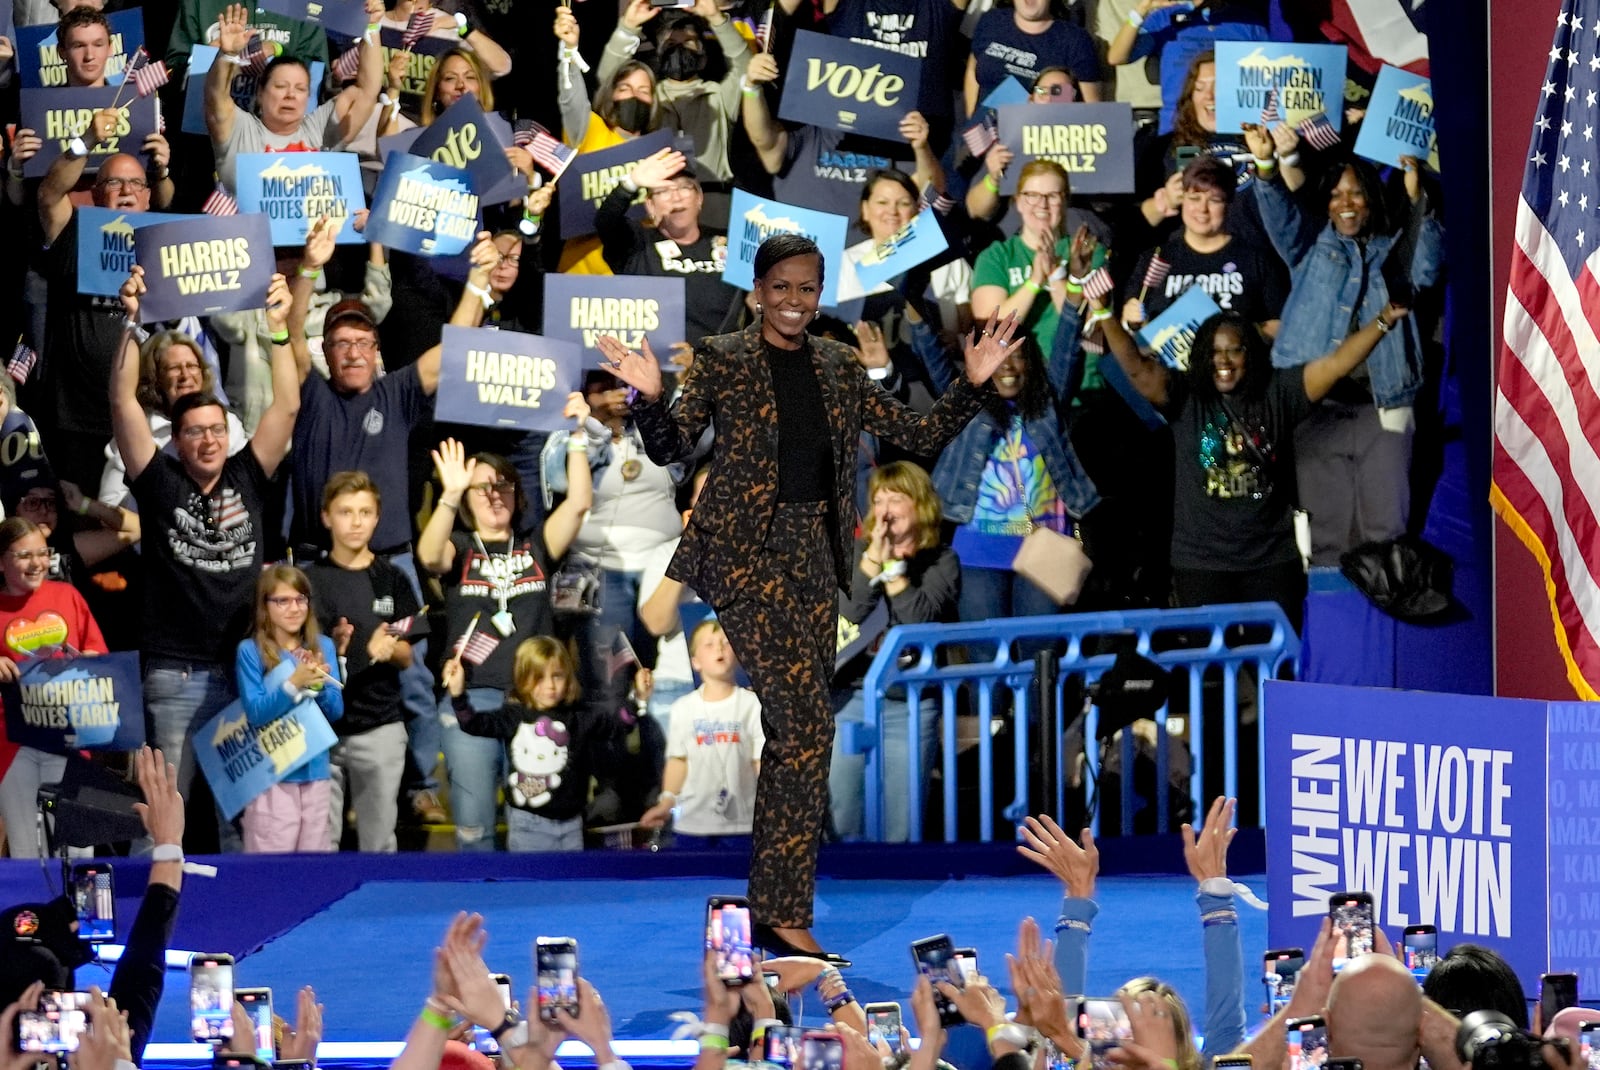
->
[[1031, 83, 1071, 97], [19, 495, 56, 509], [180, 423, 229, 441], [1016, 190, 1065, 206], [469, 480, 514, 498], [328, 338, 378, 355], [496, 252, 521, 266], [649, 184, 697, 200], [161, 360, 202, 377], [6, 549, 49, 563], [101, 177, 150, 192], [266, 595, 310, 608]]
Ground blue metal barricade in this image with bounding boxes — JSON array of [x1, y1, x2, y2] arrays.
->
[[847, 603, 1300, 842]]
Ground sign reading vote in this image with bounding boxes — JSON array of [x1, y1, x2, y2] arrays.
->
[[78, 207, 190, 297], [558, 128, 673, 240], [1215, 41, 1346, 135], [195, 698, 337, 819], [995, 102, 1135, 195], [411, 92, 518, 199], [133, 213, 275, 323], [1136, 285, 1222, 371], [18, 8, 143, 89], [1264, 681, 1549, 987], [1353, 65, 1438, 172], [255, 0, 369, 38], [724, 188, 849, 307], [235, 152, 366, 246], [543, 274, 685, 364], [777, 29, 920, 143], [20, 87, 159, 178], [364, 151, 481, 257], [1, 652, 145, 752], [435, 326, 583, 433]]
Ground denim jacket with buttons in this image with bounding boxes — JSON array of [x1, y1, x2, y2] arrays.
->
[[1257, 177, 1444, 409], [910, 305, 1100, 524]]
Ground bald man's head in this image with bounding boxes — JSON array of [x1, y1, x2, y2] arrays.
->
[[1327, 956, 1423, 1070]]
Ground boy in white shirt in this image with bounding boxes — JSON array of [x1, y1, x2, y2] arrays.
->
[[639, 619, 764, 849]]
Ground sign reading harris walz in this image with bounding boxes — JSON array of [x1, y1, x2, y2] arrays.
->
[[1214, 41, 1347, 135], [777, 29, 921, 143], [19, 86, 159, 178], [994, 101, 1135, 196]]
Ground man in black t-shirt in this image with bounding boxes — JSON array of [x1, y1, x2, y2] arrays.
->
[[112, 268, 301, 850]]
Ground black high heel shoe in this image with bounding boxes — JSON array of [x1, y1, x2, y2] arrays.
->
[[752, 922, 853, 967]]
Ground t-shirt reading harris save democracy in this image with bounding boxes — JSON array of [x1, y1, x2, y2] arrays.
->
[[131, 447, 271, 663], [443, 528, 555, 694], [213, 101, 343, 194]]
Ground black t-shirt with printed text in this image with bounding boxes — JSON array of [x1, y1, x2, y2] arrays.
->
[[306, 556, 430, 735], [440, 528, 555, 693]]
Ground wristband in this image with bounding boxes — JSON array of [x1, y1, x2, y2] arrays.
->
[[701, 1024, 730, 1039], [1374, 315, 1394, 334], [297, 265, 322, 280], [151, 166, 170, 180], [987, 1023, 1033, 1048], [1126, 7, 1144, 28], [740, 76, 760, 97], [151, 843, 184, 863], [657, 789, 678, 803], [1252, 154, 1276, 172], [620, 175, 640, 194], [66, 137, 89, 159], [983, 172, 1000, 193], [1278, 151, 1301, 167], [421, 1006, 454, 1032], [465, 281, 494, 307], [1064, 280, 1084, 295], [1023, 279, 1044, 295], [454, 11, 470, 36], [491, 1011, 523, 1040], [566, 435, 588, 453], [270, 330, 290, 344], [700, 1036, 730, 1052], [220, 52, 246, 65], [518, 211, 543, 237], [76, 497, 91, 516]]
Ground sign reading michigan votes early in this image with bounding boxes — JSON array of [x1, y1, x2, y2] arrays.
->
[[133, 213, 274, 323], [724, 188, 849, 307], [1, 651, 145, 752], [558, 129, 673, 240], [1215, 42, 1346, 135], [235, 152, 366, 246], [364, 151, 481, 258], [20, 87, 159, 178], [435, 325, 583, 433], [18, 8, 143, 88], [778, 29, 920, 143], [78, 207, 189, 297], [195, 698, 337, 819], [1353, 65, 1438, 173], [995, 102, 1134, 195], [543, 274, 685, 365]]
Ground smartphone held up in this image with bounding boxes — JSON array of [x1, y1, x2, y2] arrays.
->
[[537, 938, 581, 1023], [190, 954, 236, 1044], [707, 896, 754, 987]]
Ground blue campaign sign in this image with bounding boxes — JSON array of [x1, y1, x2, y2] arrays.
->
[[995, 102, 1135, 196], [77, 207, 190, 297], [557, 128, 673, 240], [20, 86, 160, 178], [1545, 704, 1600, 988], [1136, 285, 1222, 370], [133, 213, 275, 323], [1353, 65, 1438, 172], [542, 274, 685, 366], [410, 93, 519, 199], [194, 697, 338, 819], [847, 209, 949, 294], [777, 29, 921, 143], [255, 0, 369, 38], [17, 8, 143, 89], [435, 325, 584, 433], [1215, 41, 1346, 135], [1263, 681, 1550, 988], [182, 45, 326, 136], [1, 652, 145, 752], [724, 188, 850, 307], [981, 76, 1029, 113], [364, 151, 481, 258], [379, 26, 454, 106], [235, 152, 366, 246]]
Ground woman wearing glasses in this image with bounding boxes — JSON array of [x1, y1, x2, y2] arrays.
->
[[417, 421, 594, 851], [0, 517, 109, 859]]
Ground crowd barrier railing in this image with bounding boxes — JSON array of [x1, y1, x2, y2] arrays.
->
[[848, 603, 1301, 842]]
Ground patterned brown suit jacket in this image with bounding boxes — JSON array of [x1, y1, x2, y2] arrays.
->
[[632, 322, 987, 606]]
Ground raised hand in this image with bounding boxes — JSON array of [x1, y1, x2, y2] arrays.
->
[[553, 6, 579, 45], [1008, 918, 1079, 1056], [854, 319, 890, 369], [899, 111, 930, 152], [87, 108, 120, 147], [1400, 154, 1423, 202], [1018, 813, 1098, 896], [1107, 991, 1180, 1070], [439, 915, 504, 1028], [983, 141, 1014, 180], [700, 950, 740, 1027], [1269, 120, 1300, 159], [1067, 224, 1100, 280], [431, 438, 473, 502], [72, 989, 131, 1070], [629, 147, 687, 190], [562, 391, 591, 426], [1181, 795, 1236, 883], [264, 273, 291, 334], [302, 215, 339, 271], [279, 987, 324, 1065], [143, 131, 171, 172], [9, 127, 42, 173], [215, 2, 256, 57], [595, 335, 663, 403], [558, 979, 615, 1059], [620, 0, 658, 30], [132, 745, 184, 848], [960, 311, 1022, 386], [1240, 122, 1273, 163], [746, 52, 779, 86], [119, 264, 146, 322]]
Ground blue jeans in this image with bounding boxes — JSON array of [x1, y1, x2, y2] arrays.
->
[[957, 563, 1061, 623], [829, 686, 938, 842], [506, 808, 582, 851], [143, 659, 241, 852], [388, 551, 438, 794], [439, 687, 507, 851]]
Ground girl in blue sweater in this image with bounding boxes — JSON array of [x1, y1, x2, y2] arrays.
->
[[236, 564, 344, 853]]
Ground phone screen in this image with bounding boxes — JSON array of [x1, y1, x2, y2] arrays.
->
[[190, 957, 236, 1043], [802, 1032, 844, 1070], [1403, 928, 1438, 981], [16, 991, 91, 1055], [1286, 1018, 1328, 1070], [951, 949, 979, 985], [236, 990, 272, 1062], [1078, 998, 1133, 1070], [1542, 974, 1579, 1025], [865, 1004, 902, 1054], [70, 864, 115, 943], [538, 942, 580, 1023], [707, 899, 753, 986], [1579, 1022, 1600, 1070], [1264, 949, 1305, 1014], [1328, 894, 1374, 969], [911, 935, 963, 1027], [765, 1025, 805, 1068]]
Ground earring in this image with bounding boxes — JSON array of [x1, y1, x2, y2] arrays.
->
[[755, 302, 763, 315]]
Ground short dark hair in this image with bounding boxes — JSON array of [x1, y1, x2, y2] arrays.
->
[[1421, 945, 1528, 1028], [258, 54, 311, 91], [857, 169, 919, 233], [169, 392, 227, 433], [754, 234, 824, 288], [1182, 153, 1236, 202], [322, 470, 382, 513], [58, 7, 110, 41]]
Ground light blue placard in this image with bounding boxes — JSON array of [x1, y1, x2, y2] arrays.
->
[[1136, 285, 1222, 371], [235, 151, 366, 245], [1352, 64, 1438, 172], [78, 207, 191, 297], [850, 209, 948, 293], [981, 76, 1029, 112], [1214, 41, 1346, 135], [723, 189, 850, 307], [364, 151, 480, 258], [194, 697, 337, 819]]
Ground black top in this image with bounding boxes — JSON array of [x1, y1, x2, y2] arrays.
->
[[763, 338, 833, 502], [306, 556, 429, 735], [452, 695, 615, 821]]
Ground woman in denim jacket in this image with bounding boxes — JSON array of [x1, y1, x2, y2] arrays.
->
[[909, 293, 1099, 622], [1256, 149, 1443, 564]]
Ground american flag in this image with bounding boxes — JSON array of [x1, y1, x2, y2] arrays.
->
[[126, 47, 169, 98], [202, 186, 238, 216], [961, 116, 998, 159], [332, 42, 362, 83], [606, 631, 637, 679], [1494, 0, 1600, 700], [522, 121, 577, 177], [1139, 253, 1170, 298], [385, 613, 420, 637], [512, 119, 535, 148], [919, 181, 956, 216], [753, 4, 773, 52], [241, 34, 279, 78], [456, 629, 500, 666], [1296, 112, 1341, 152], [7, 340, 37, 384], [401, 10, 435, 49], [1259, 86, 1281, 127], [1081, 266, 1114, 302]]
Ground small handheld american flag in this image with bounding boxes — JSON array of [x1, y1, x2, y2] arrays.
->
[[961, 116, 998, 159], [7, 340, 37, 384], [523, 121, 577, 178], [1258, 87, 1281, 127], [332, 42, 362, 84], [1138, 253, 1170, 302], [241, 34, 280, 78], [1081, 266, 1114, 302], [456, 630, 500, 666], [919, 181, 957, 217], [202, 186, 239, 216], [126, 48, 170, 98], [512, 119, 535, 148], [1296, 112, 1340, 152], [606, 631, 638, 679], [401, 10, 435, 50], [384, 610, 424, 637], [754, 3, 774, 52]]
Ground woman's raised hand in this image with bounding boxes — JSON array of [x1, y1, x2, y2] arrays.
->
[[595, 335, 663, 403], [431, 438, 473, 502], [961, 311, 1022, 386]]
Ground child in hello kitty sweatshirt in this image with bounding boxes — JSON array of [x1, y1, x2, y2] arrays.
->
[[443, 636, 616, 852]]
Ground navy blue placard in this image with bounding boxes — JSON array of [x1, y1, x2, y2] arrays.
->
[[542, 274, 686, 366], [776, 29, 921, 143], [410, 93, 518, 198], [77, 206, 191, 297], [133, 213, 275, 322], [255, 0, 369, 38], [18, 8, 143, 89], [20, 86, 160, 177], [994, 102, 1136, 196], [379, 26, 453, 105], [557, 128, 673, 240], [235, 152, 367, 245], [434, 325, 583, 433], [363, 151, 481, 257], [1, 652, 146, 751]]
